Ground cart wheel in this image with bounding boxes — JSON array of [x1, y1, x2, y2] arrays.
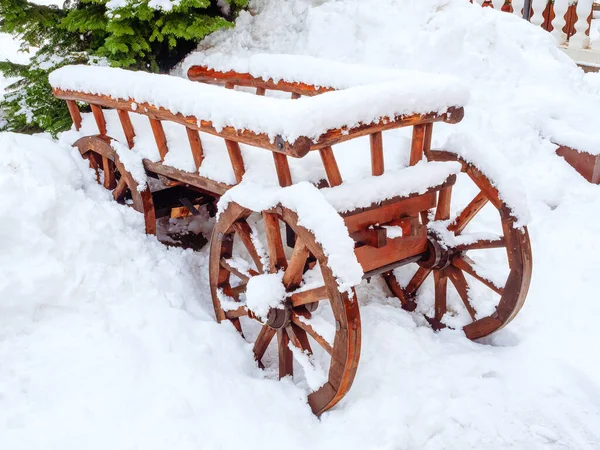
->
[[73, 135, 156, 235], [210, 202, 361, 415], [383, 151, 532, 340]]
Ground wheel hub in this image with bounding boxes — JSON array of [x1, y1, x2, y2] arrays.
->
[[266, 301, 291, 329], [418, 233, 454, 270]]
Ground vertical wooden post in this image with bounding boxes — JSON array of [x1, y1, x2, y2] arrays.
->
[[225, 139, 246, 183], [149, 118, 168, 160], [117, 109, 135, 149], [369, 131, 384, 176], [291, 93, 301, 99], [65, 100, 82, 130], [272, 152, 293, 187], [90, 104, 107, 136], [186, 127, 204, 170], [319, 146, 343, 187], [410, 124, 426, 166], [256, 87, 266, 96], [423, 123, 433, 160]]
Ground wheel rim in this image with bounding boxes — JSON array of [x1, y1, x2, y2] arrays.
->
[[73, 135, 156, 235], [384, 150, 532, 340], [210, 202, 361, 415]]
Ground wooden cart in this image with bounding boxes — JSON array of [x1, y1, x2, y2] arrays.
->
[[51, 59, 532, 415]]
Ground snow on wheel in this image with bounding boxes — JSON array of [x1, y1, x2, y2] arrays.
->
[[384, 151, 532, 340], [73, 135, 156, 235], [209, 202, 360, 415]]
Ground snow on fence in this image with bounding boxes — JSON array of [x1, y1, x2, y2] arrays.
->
[[473, 0, 595, 50]]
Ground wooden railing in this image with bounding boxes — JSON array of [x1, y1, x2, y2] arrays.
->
[[473, 0, 595, 49]]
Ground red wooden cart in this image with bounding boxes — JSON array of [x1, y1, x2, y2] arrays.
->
[[50, 57, 532, 414]]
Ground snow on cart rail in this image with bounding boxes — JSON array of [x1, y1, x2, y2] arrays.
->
[[50, 58, 532, 415]]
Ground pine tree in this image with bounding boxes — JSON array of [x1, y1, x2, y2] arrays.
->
[[0, 0, 246, 135]]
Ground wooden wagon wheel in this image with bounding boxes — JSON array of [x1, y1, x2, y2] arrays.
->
[[73, 135, 156, 235], [383, 151, 532, 340], [210, 202, 361, 415]]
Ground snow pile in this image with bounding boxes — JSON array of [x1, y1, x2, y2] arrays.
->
[[219, 181, 363, 291], [110, 139, 148, 189], [49, 64, 467, 143], [245, 271, 286, 319]]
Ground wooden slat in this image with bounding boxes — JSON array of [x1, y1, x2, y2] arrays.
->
[[350, 227, 387, 248], [225, 139, 245, 183], [435, 185, 452, 221], [272, 152, 293, 187], [90, 104, 107, 136], [410, 124, 426, 166], [143, 159, 230, 195], [423, 123, 433, 159], [255, 87, 266, 96], [370, 131, 384, 176], [65, 100, 82, 130], [186, 127, 205, 170], [149, 118, 169, 160], [117, 109, 135, 149], [319, 146, 343, 187]]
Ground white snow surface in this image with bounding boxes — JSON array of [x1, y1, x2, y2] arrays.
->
[[49, 64, 467, 144], [3, 0, 600, 449], [244, 271, 286, 319]]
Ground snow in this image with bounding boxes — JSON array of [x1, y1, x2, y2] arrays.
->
[[3, 0, 600, 448], [49, 64, 468, 144], [219, 181, 364, 292], [244, 271, 286, 319], [110, 139, 148, 190]]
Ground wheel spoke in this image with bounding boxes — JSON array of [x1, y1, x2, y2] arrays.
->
[[452, 255, 504, 296], [446, 266, 477, 321], [263, 212, 288, 273], [286, 323, 313, 355], [291, 312, 333, 355], [253, 324, 276, 363], [232, 220, 264, 273], [220, 258, 258, 283], [433, 270, 448, 321], [382, 271, 416, 310], [290, 286, 328, 308], [448, 191, 489, 235], [454, 237, 505, 252], [435, 186, 452, 220], [405, 266, 432, 297], [102, 156, 116, 190], [282, 240, 309, 290], [112, 177, 128, 202], [277, 329, 294, 379]]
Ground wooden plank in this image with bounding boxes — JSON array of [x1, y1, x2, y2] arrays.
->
[[435, 185, 452, 221], [272, 152, 293, 187], [370, 131, 384, 176], [117, 109, 135, 149], [343, 192, 436, 233], [90, 104, 107, 135], [143, 159, 230, 195], [225, 139, 245, 183], [354, 231, 428, 274], [410, 124, 426, 166], [556, 145, 600, 184], [319, 146, 343, 187], [186, 127, 205, 170], [149, 118, 169, 160], [65, 100, 82, 130], [423, 123, 433, 159]]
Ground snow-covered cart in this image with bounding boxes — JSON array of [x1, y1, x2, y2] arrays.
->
[[50, 56, 532, 415]]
